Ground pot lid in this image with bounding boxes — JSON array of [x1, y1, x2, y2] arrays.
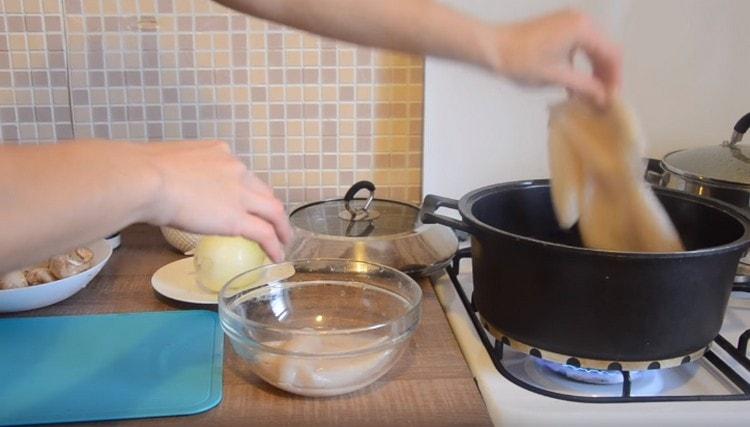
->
[[289, 181, 420, 238], [662, 144, 750, 188]]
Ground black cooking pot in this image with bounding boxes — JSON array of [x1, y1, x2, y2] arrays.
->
[[420, 180, 750, 370]]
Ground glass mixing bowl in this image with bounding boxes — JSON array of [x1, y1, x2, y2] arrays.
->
[[218, 259, 422, 397]]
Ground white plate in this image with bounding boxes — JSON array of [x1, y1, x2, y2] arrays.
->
[[151, 257, 217, 305], [0, 239, 113, 313]]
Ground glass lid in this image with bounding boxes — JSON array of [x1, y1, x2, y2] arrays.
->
[[289, 181, 420, 238], [662, 144, 750, 187]]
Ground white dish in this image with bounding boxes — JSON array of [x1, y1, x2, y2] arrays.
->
[[105, 232, 121, 250], [151, 257, 217, 305], [0, 239, 113, 313]]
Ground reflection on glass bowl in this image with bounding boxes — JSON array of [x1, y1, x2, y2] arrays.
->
[[219, 259, 422, 397]]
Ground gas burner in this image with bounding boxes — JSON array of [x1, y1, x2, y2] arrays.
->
[[479, 316, 708, 372], [496, 340, 669, 398], [535, 358, 642, 385]]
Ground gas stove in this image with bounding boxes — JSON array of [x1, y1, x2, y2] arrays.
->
[[433, 250, 750, 426]]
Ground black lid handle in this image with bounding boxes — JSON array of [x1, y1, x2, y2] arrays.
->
[[345, 220, 375, 237], [343, 180, 376, 218], [725, 112, 750, 146], [734, 113, 750, 135], [343, 180, 376, 202]]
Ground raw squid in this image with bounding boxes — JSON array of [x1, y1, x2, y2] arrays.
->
[[548, 98, 683, 252]]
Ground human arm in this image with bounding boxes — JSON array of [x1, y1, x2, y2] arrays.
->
[[0, 140, 292, 273], [214, 0, 620, 105]]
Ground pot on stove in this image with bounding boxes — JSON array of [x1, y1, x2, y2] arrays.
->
[[420, 180, 750, 371], [645, 112, 750, 282], [286, 180, 458, 277]]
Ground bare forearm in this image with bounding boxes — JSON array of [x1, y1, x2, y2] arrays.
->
[[0, 141, 159, 272], [216, 0, 494, 68], [216, 1, 621, 104], [0, 138, 294, 271]]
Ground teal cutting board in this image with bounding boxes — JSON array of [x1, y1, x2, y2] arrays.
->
[[0, 310, 223, 426]]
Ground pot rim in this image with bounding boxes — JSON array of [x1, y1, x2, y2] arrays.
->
[[661, 151, 750, 190], [457, 179, 750, 259]]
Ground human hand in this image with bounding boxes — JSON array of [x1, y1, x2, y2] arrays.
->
[[486, 9, 621, 107], [142, 140, 292, 262]]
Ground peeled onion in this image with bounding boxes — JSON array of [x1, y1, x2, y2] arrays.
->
[[193, 236, 269, 292]]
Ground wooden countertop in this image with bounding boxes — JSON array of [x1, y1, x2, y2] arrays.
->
[[3, 224, 492, 426]]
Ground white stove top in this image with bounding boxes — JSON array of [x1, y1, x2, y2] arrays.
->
[[433, 258, 750, 426]]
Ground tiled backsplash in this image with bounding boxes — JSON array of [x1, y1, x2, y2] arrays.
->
[[0, 0, 424, 206], [0, 0, 71, 143]]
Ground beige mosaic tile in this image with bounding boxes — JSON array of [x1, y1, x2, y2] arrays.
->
[[0, 0, 424, 206]]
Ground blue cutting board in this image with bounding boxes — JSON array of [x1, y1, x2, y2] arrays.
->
[[0, 310, 223, 426]]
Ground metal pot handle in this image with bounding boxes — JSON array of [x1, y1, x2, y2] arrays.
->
[[419, 194, 471, 233], [643, 158, 665, 186], [723, 112, 750, 146]]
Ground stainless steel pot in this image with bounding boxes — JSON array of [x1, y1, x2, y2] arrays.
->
[[646, 112, 750, 281], [286, 181, 458, 277], [659, 112, 750, 211]]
